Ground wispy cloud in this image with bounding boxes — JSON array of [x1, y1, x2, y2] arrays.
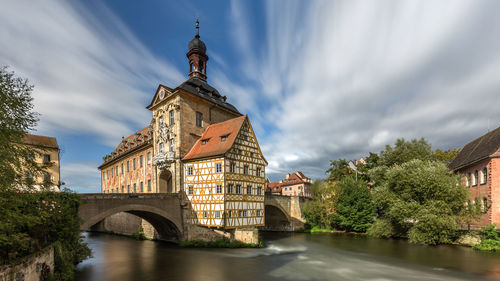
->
[[0, 0, 184, 146], [227, 0, 500, 180]]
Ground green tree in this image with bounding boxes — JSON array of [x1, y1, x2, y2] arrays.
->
[[369, 159, 472, 245], [326, 159, 351, 181], [332, 176, 374, 232], [0, 66, 40, 190], [303, 180, 335, 228], [433, 148, 460, 164]]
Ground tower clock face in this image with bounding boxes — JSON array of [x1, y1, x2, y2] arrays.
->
[[159, 89, 165, 100]]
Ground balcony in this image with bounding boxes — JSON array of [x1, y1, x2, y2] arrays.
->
[[153, 151, 175, 170]]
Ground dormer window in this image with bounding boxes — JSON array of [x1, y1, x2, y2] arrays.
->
[[221, 134, 229, 142]]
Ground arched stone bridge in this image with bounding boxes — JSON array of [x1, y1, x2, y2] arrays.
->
[[78, 193, 307, 241]]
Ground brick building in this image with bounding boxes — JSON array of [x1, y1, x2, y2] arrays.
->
[[449, 126, 500, 229], [266, 171, 312, 197]]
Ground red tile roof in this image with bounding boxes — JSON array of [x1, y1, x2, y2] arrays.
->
[[266, 171, 312, 192], [100, 126, 152, 167], [21, 133, 58, 149], [183, 115, 247, 161]]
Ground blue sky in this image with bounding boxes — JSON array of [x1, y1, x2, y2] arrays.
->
[[2, 0, 500, 193]]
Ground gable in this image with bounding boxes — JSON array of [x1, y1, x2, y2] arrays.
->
[[146, 84, 174, 110], [231, 118, 268, 165], [449, 126, 500, 170]]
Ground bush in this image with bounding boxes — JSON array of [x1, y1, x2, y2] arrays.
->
[[331, 176, 374, 233], [473, 224, 500, 251], [0, 191, 91, 280]]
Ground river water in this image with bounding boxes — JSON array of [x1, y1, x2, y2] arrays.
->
[[76, 232, 500, 281]]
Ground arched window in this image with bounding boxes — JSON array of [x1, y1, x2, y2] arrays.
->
[[466, 173, 471, 187], [473, 170, 478, 186], [482, 167, 488, 184], [483, 197, 488, 213]]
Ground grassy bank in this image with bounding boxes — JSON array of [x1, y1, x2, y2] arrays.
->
[[179, 239, 264, 248]]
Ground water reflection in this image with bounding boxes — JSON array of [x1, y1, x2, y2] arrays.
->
[[76, 232, 500, 281]]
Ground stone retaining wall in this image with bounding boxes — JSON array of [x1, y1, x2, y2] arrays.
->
[[0, 246, 54, 281]]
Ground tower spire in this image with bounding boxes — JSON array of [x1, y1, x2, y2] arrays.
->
[[196, 18, 200, 38], [187, 18, 208, 80]]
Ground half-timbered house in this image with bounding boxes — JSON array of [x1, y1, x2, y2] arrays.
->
[[183, 115, 267, 228]]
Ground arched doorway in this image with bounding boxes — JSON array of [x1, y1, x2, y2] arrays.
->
[[159, 170, 173, 193]]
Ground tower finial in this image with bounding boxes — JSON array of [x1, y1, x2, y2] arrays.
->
[[195, 18, 200, 38]]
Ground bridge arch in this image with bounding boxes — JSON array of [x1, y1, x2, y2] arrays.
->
[[263, 203, 292, 231], [80, 201, 183, 241]]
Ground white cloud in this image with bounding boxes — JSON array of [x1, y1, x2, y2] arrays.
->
[[227, 0, 500, 180], [60, 162, 101, 193], [0, 0, 184, 146]]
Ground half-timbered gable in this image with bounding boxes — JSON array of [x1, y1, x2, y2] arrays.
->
[[183, 115, 267, 228]]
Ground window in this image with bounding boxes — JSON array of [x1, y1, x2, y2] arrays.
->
[[244, 165, 249, 175], [247, 185, 252, 195], [221, 135, 227, 142], [43, 154, 51, 163], [111, 168, 114, 177], [256, 167, 261, 177], [481, 167, 488, 184], [121, 163, 124, 173], [170, 138, 175, 152], [115, 166, 118, 175], [216, 163, 222, 173], [257, 186, 262, 195], [43, 173, 51, 182], [188, 166, 193, 175], [188, 186, 193, 195], [228, 211, 232, 218], [196, 112, 203, 127], [133, 183, 137, 193], [121, 186, 124, 193], [256, 210, 261, 217], [140, 182, 144, 192], [238, 210, 242, 217], [159, 142, 164, 152], [204, 211, 207, 218], [227, 184, 233, 194], [159, 116, 164, 126], [127, 161, 130, 172], [243, 135, 247, 141], [147, 152, 151, 164], [473, 170, 478, 186], [466, 173, 471, 186], [243, 210, 247, 217], [127, 185, 130, 193], [201, 139, 208, 145], [133, 158, 136, 170], [298, 186, 302, 190], [216, 185, 222, 194], [215, 211, 220, 218], [147, 180, 151, 191], [230, 162, 235, 173], [250, 152, 254, 158], [236, 185, 241, 194], [169, 110, 174, 125], [140, 155, 143, 168], [106, 170, 109, 179], [483, 197, 488, 213]]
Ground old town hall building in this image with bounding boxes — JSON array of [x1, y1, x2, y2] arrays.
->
[[99, 21, 267, 229]]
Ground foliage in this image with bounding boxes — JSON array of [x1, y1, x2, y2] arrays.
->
[[331, 176, 374, 232], [473, 224, 500, 251], [433, 148, 460, 164], [302, 180, 335, 229], [326, 159, 351, 181], [0, 66, 43, 191], [131, 227, 148, 240], [369, 159, 472, 245], [0, 191, 91, 280], [179, 238, 263, 248], [303, 226, 336, 233]]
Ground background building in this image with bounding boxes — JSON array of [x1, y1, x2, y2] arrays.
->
[[20, 133, 60, 191], [449, 126, 500, 229], [266, 171, 312, 197]]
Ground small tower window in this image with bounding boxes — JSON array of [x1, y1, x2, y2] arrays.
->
[[196, 112, 203, 127]]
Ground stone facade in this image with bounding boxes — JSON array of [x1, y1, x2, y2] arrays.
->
[[0, 246, 54, 281], [19, 134, 60, 191]]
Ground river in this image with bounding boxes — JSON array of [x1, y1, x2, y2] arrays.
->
[[76, 232, 500, 281]]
